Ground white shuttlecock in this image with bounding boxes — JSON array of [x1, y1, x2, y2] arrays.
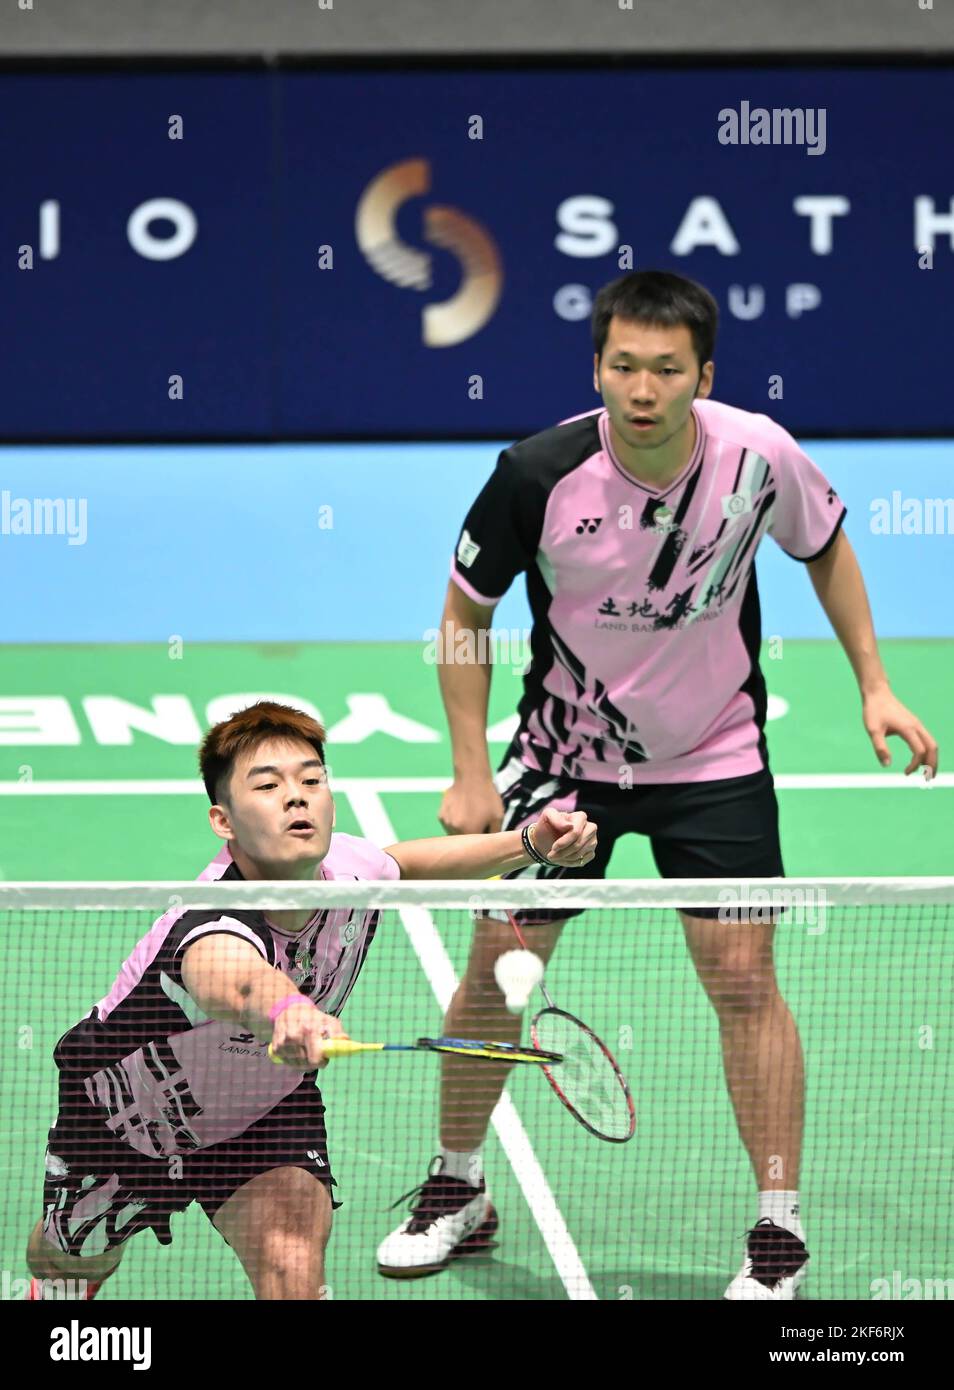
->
[[494, 949, 545, 1014]]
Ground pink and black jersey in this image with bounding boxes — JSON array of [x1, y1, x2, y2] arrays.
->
[[451, 399, 845, 783], [53, 835, 399, 1159]]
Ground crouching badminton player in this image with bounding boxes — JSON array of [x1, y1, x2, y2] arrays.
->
[[25, 700, 595, 1300]]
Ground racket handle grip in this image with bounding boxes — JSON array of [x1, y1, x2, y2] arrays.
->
[[319, 1038, 375, 1058], [268, 1037, 370, 1064]]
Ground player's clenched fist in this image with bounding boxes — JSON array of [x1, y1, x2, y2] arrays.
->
[[438, 776, 504, 835], [270, 1003, 347, 1070], [527, 807, 598, 867]]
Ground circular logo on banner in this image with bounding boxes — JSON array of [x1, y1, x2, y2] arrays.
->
[[355, 158, 503, 347]]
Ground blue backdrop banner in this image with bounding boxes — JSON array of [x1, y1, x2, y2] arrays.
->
[[3, 67, 953, 439]]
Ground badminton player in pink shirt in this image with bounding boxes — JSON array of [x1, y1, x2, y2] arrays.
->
[[26, 701, 595, 1300], [377, 270, 938, 1299]]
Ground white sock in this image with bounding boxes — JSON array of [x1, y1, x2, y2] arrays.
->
[[439, 1147, 483, 1188], [758, 1190, 804, 1243]]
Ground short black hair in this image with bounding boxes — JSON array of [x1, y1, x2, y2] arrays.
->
[[592, 270, 718, 372], [199, 700, 325, 805]]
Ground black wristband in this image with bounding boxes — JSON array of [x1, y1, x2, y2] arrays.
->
[[522, 822, 552, 866]]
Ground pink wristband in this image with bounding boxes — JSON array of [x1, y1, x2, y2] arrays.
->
[[268, 993, 312, 1024]]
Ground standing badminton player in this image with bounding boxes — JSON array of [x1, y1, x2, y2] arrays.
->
[[378, 270, 939, 1298], [26, 701, 595, 1301]]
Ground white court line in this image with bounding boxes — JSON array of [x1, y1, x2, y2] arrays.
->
[[345, 784, 598, 1302], [0, 773, 950, 795]]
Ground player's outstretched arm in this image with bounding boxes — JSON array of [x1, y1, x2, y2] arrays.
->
[[807, 531, 939, 777], [181, 934, 345, 1068], [384, 805, 598, 880]]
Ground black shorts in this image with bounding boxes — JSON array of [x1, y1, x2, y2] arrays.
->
[[493, 748, 785, 923], [41, 1072, 338, 1258]]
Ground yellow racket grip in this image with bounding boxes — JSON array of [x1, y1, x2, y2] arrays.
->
[[319, 1039, 382, 1058], [267, 1038, 378, 1063]]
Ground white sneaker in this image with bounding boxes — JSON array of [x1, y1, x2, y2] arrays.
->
[[377, 1158, 498, 1278], [724, 1218, 809, 1300]]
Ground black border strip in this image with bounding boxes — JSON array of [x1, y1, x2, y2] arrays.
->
[[0, 52, 952, 73]]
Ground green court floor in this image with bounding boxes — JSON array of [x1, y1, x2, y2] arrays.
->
[[1, 640, 951, 1300]]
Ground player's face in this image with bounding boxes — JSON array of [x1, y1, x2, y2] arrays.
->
[[593, 318, 713, 452], [211, 737, 335, 876]]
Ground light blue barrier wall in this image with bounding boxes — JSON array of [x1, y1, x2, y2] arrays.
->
[[2, 440, 952, 642]]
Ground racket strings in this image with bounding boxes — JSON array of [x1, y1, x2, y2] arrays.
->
[[533, 1011, 634, 1140]]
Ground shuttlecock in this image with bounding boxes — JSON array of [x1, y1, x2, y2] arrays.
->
[[494, 949, 545, 1014]]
